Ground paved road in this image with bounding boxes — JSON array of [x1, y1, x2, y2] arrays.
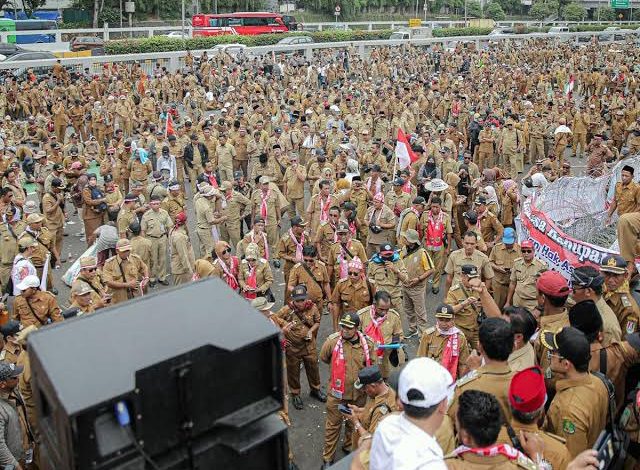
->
[[42, 151, 586, 470]]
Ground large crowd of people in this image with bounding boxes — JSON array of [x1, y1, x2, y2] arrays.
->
[[0, 36, 639, 470]]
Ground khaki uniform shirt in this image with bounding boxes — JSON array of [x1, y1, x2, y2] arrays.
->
[[544, 373, 609, 457], [251, 189, 281, 226], [367, 259, 407, 298], [401, 247, 434, 288], [416, 326, 470, 379], [141, 208, 171, 238], [117, 208, 135, 237], [195, 197, 216, 230], [71, 275, 108, 309], [365, 205, 396, 245], [448, 362, 515, 424], [604, 283, 640, 337], [284, 166, 306, 200], [534, 310, 569, 378], [478, 211, 504, 245], [287, 261, 329, 304], [597, 296, 622, 347], [358, 307, 403, 377], [320, 332, 376, 401], [0, 221, 25, 266], [445, 249, 494, 286], [589, 341, 640, 407], [238, 259, 273, 295], [275, 303, 320, 354], [510, 258, 547, 309], [358, 387, 397, 438], [384, 190, 412, 216], [13, 291, 62, 328], [162, 195, 186, 223], [445, 452, 534, 469], [507, 342, 536, 373], [330, 278, 373, 318], [169, 227, 195, 276], [497, 422, 571, 470], [41, 192, 64, 230], [222, 191, 251, 222], [314, 222, 336, 262], [130, 236, 152, 268], [446, 284, 482, 333], [18, 229, 51, 267], [327, 240, 368, 285], [102, 253, 148, 304], [489, 243, 521, 286], [614, 181, 640, 215]]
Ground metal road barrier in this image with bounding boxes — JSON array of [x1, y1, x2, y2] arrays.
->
[[0, 30, 635, 77], [0, 19, 638, 44]]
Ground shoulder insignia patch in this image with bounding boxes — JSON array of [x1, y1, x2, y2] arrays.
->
[[621, 294, 632, 308], [516, 454, 537, 470], [562, 418, 576, 435], [626, 318, 638, 335], [328, 332, 340, 340], [378, 404, 390, 416], [425, 326, 436, 335], [456, 369, 479, 387], [544, 431, 567, 444]]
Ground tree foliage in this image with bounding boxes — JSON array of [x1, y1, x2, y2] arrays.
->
[[562, 2, 585, 20], [595, 5, 615, 20], [21, 0, 46, 17], [485, 1, 506, 20], [529, 0, 558, 20]]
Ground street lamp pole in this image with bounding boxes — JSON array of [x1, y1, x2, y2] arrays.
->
[[181, 0, 185, 38]]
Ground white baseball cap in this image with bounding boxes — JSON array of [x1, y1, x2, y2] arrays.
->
[[16, 275, 40, 291], [399, 358, 453, 408]]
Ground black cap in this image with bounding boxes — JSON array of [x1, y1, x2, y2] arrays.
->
[[354, 365, 383, 389], [291, 284, 308, 301], [601, 254, 626, 274], [128, 220, 141, 235], [253, 215, 265, 225], [53, 163, 64, 171], [542, 326, 591, 369], [342, 201, 356, 211], [571, 266, 604, 289], [379, 243, 395, 253], [104, 174, 113, 183], [162, 145, 170, 154], [0, 320, 20, 338], [336, 222, 350, 233], [434, 303, 454, 319], [124, 193, 137, 202], [339, 311, 360, 329], [233, 170, 244, 180], [290, 216, 307, 227], [371, 164, 381, 172], [51, 178, 65, 189], [463, 210, 478, 224], [412, 196, 426, 205], [392, 177, 404, 186], [461, 265, 479, 277], [569, 300, 603, 339], [475, 195, 487, 205], [622, 165, 635, 175]]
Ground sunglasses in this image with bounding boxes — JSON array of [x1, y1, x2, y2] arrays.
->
[[521, 249, 533, 253], [348, 271, 360, 276], [222, 248, 231, 254], [85, 267, 97, 272]]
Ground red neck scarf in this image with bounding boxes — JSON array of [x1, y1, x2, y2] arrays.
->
[[215, 256, 239, 290], [337, 242, 351, 280], [289, 228, 304, 262], [251, 231, 269, 259], [320, 195, 332, 222], [364, 306, 386, 358], [402, 180, 412, 194], [260, 189, 270, 218], [244, 265, 257, 300], [425, 210, 445, 248], [453, 443, 528, 462], [330, 332, 371, 399], [440, 330, 460, 380]]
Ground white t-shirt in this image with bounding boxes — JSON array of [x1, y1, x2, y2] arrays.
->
[[370, 413, 447, 470]]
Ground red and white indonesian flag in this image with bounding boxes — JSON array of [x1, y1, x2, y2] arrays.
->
[[395, 128, 419, 170]]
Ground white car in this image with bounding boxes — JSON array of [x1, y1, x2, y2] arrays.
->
[[164, 31, 190, 39], [211, 43, 249, 58]]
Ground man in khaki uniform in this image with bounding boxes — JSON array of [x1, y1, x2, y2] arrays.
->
[[19, 214, 59, 292], [417, 303, 471, 381], [251, 177, 281, 249], [448, 317, 515, 426], [475, 196, 504, 253], [606, 165, 640, 225], [42, 177, 66, 263], [275, 285, 326, 410], [128, 150, 153, 191], [195, 184, 225, 259], [71, 256, 110, 310], [140, 195, 172, 286], [488, 228, 521, 310], [446, 265, 488, 350], [602, 254, 640, 337], [169, 212, 195, 285], [306, 180, 337, 238], [343, 365, 397, 450], [444, 231, 494, 297], [102, 239, 149, 305], [0, 209, 25, 289], [218, 181, 251, 250], [320, 312, 375, 466], [476, 123, 495, 169], [364, 195, 397, 258], [287, 245, 331, 315], [326, 223, 367, 288], [329, 256, 373, 332], [384, 178, 412, 222], [542, 327, 609, 457], [238, 243, 273, 300], [276, 216, 308, 300], [283, 153, 307, 219], [314, 206, 340, 264], [572, 106, 589, 158], [506, 240, 547, 312], [498, 120, 524, 176], [527, 113, 546, 165], [117, 193, 138, 239], [367, 243, 408, 322], [422, 196, 452, 295], [217, 134, 236, 183], [162, 180, 186, 223], [12, 275, 62, 328], [400, 230, 433, 337], [499, 366, 572, 470], [357, 290, 403, 379]]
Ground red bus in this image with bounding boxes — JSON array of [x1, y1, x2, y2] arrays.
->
[[192, 12, 289, 36]]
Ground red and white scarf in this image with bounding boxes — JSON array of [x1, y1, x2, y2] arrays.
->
[[244, 265, 257, 300], [402, 180, 412, 194], [337, 242, 351, 280], [215, 256, 239, 291], [437, 325, 461, 380], [260, 189, 270, 218], [364, 306, 386, 358], [289, 228, 305, 262], [366, 176, 382, 196], [452, 443, 528, 462], [330, 332, 372, 399], [425, 210, 445, 248], [320, 195, 332, 223]]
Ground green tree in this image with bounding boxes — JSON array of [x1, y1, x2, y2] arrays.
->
[[20, 0, 46, 17], [529, 0, 552, 19], [466, 0, 482, 16], [562, 1, 585, 20], [595, 5, 615, 20], [485, 1, 506, 19]]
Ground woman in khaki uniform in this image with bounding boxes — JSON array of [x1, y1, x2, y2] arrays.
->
[[238, 243, 273, 301], [82, 174, 107, 246]]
